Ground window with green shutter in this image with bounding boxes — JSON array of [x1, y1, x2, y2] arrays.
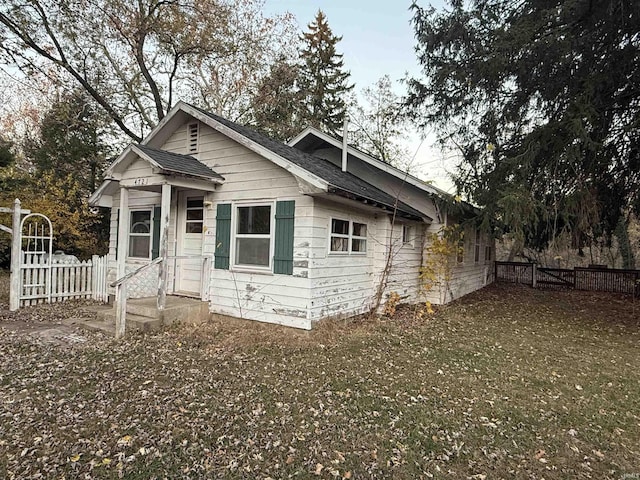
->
[[214, 203, 231, 269], [274, 200, 295, 275]]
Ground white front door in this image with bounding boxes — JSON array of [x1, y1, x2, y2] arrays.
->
[[175, 191, 204, 296]]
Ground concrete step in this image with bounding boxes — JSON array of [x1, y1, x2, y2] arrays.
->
[[62, 317, 114, 335], [63, 314, 161, 334], [95, 296, 209, 331], [98, 311, 162, 332]]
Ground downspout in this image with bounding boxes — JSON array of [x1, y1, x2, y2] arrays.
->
[[341, 117, 348, 172]]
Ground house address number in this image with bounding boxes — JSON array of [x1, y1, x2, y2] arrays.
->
[[133, 177, 148, 186]]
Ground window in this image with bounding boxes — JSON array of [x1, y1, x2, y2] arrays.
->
[[185, 197, 203, 233], [187, 122, 199, 153], [330, 218, 367, 254], [129, 210, 151, 258], [234, 204, 272, 268], [485, 245, 492, 262], [474, 229, 481, 263], [456, 239, 464, 263], [402, 225, 413, 246]]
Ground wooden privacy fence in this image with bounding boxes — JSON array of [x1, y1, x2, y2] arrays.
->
[[19, 252, 109, 307], [495, 261, 640, 297]]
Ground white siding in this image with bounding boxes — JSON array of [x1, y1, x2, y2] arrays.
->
[[192, 123, 313, 329], [373, 217, 425, 305], [307, 199, 377, 321], [422, 221, 494, 305]]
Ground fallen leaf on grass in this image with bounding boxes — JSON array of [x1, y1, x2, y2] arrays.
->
[[314, 463, 324, 475]]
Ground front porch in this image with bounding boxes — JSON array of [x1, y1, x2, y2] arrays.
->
[[89, 144, 225, 337]]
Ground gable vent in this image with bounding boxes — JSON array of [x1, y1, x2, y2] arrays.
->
[[187, 122, 199, 153]]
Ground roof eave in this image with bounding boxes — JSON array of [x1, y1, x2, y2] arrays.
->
[[289, 127, 449, 198], [327, 186, 428, 222]]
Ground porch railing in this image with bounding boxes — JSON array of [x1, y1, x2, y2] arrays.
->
[[110, 255, 211, 338], [110, 257, 163, 339]]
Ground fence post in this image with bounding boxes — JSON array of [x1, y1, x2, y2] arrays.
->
[[532, 263, 537, 288], [9, 199, 21, 311]]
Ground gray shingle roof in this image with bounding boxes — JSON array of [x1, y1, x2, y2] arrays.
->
[[188, 105, 425, 220], [136, 144, 224, 180]]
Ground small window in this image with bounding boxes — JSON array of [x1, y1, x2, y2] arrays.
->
[[352, 222, 367, 252], [234, 204, 272, 268], [129, 210, 151, 258], [185, 197, 203, 233], [402, 225, 413, 246], [474, 229, 481, 263], [187, 122, 199, 153], [485, 245, 492, 262], [456, 238, 464, 264], [330, 219, 349, 252], [330, 218, 367, 254]]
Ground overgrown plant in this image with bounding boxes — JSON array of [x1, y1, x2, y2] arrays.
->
[[420, 225, 463, 307], [382, 291, 401, 317]]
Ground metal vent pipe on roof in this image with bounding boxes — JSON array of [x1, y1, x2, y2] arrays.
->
[[341, 116, 348, 172]]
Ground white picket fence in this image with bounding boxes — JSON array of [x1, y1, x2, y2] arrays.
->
[[19, 252, 109, 307]]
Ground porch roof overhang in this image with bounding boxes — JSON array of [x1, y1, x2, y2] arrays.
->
[[89, 145, 224, 208]]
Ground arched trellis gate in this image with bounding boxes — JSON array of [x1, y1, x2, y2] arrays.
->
[[2, 199, 109, 311]]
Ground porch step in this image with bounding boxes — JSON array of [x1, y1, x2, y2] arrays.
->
[[93, 295, 210, 332], [62, 314, 161, 334]]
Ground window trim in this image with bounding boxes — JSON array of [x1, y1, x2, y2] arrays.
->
[[456, 235, 465, 264], [484, 244, 492, 263], [328, 217, 368, 256], [474, 228, 481, 263], [402, 224, 414, 248], [184, 197, 204, 234], [230, 200, 275, 273], [128, 208, 153, 260]]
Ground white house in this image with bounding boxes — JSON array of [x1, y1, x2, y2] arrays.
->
[[89, 101, 494, 330]]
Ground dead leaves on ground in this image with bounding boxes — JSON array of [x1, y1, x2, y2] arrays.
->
[[0, 282, 639, 478]]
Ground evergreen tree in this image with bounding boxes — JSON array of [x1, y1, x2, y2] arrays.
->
[[25, 91, 110, 195], [0, 135, 14, 169], [250, 58, 302, 141], [298, 10, 354, 135], [406, 0, 640, 251]]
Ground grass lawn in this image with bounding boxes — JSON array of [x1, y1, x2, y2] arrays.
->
[[1, 272, 639, 479]]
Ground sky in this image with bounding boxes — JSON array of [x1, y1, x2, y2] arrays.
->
[[263, 0, 456, 192]]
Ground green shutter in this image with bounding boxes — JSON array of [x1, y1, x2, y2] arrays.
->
[[274, 200, 295, 275], [214, 203, 231, 270], [151, 206, 161, 259], [115, 209, 119, 260]]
